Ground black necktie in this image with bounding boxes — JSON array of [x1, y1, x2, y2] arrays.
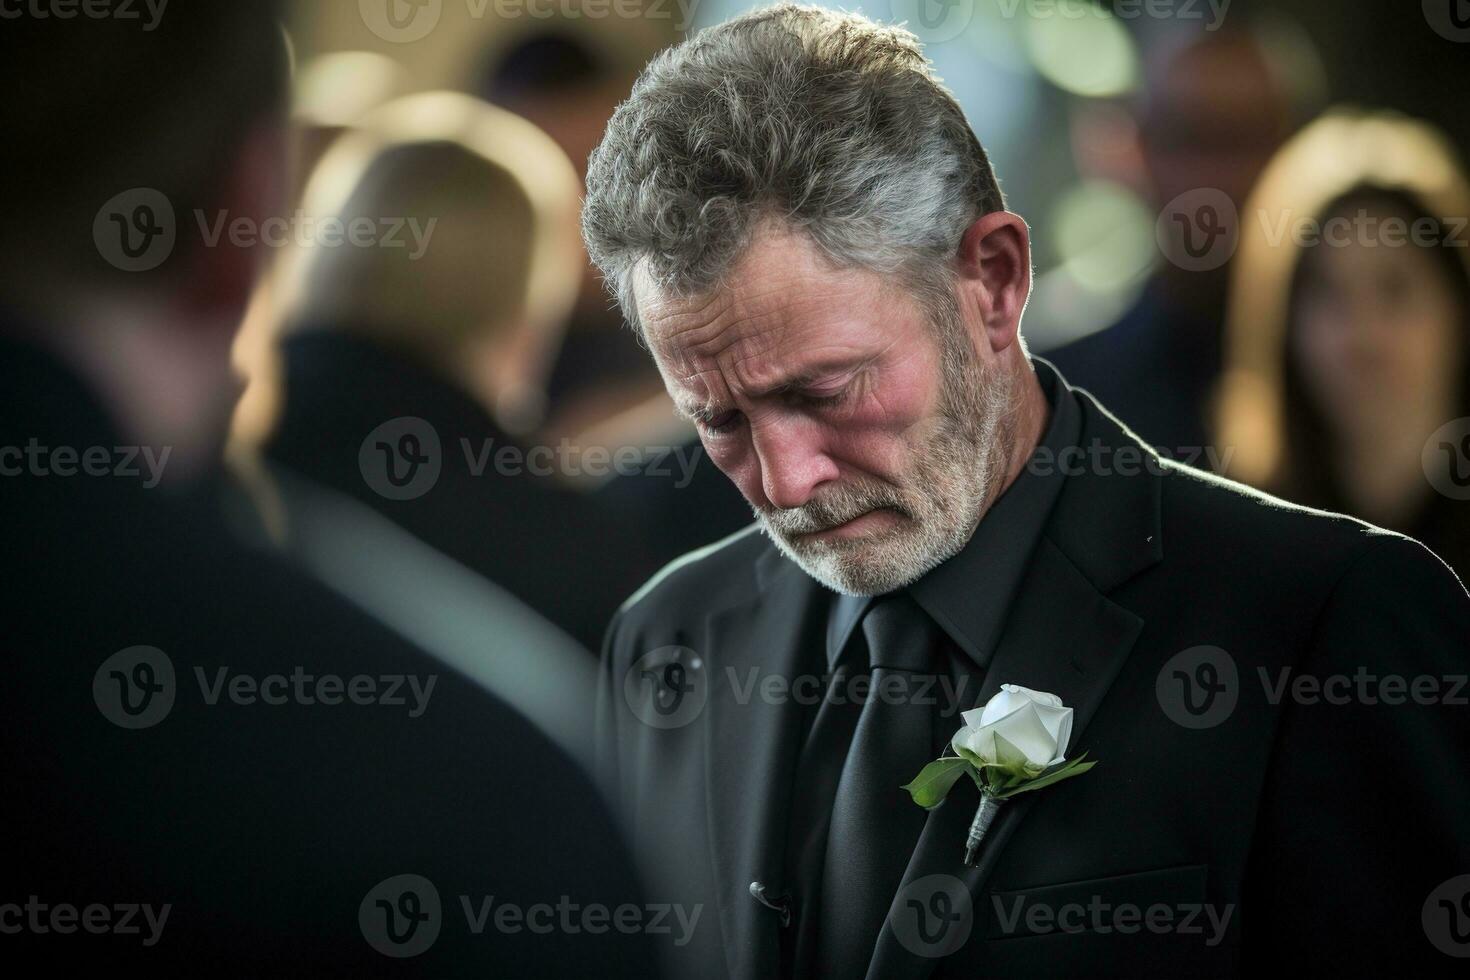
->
[[810, 592, 944, 978]]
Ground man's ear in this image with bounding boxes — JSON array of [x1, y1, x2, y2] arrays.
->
[[954, 211, 1031, 354]]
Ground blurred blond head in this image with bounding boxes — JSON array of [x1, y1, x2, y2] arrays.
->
[[276, 91, 582, 427], [290, 51, 412, 190]]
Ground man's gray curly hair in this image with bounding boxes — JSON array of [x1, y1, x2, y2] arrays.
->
[[581, 2, 1007, 337]]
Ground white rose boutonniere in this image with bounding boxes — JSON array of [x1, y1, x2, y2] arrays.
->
[[901, 684, 1096, 866]]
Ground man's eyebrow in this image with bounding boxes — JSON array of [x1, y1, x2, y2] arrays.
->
[[747, 354, 877, 400], [672, 354, 877, 422], [672, 399, 714, 423]]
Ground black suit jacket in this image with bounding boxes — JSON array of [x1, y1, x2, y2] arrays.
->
[[2, 336, 658, 976], [598, 367, 1470, 978], [267, 328, 655, 651]]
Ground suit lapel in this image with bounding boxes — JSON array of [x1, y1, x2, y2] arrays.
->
[[704, 550, 825, 980], [866, 389, 1164, 980]]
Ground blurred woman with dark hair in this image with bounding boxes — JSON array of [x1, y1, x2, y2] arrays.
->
[[1218, 109, 1470, 580]]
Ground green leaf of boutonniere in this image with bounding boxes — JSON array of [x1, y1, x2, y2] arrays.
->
[[988, 754, 1097, 801], [899, 756, 972, 809]]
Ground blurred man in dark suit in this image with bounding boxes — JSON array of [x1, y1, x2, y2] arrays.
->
[[584, 7, 1469, 977], [0, 8, 661, 975]]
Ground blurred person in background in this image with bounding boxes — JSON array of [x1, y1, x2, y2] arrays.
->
[[289, 50, 412, 199], [480, 31, 664, 441], [262, 91, 654, 650], [0, 8, 657, 974], [483, 29, 752, 568], [229, 50, 412, 462], [1218, 109, 1470, 581], [1047, 20, 1323, 461]]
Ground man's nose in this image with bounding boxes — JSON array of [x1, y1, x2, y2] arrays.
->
[[751, 416, 839, 510]]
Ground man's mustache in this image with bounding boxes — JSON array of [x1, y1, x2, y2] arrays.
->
[[758, 479, 912, 535]]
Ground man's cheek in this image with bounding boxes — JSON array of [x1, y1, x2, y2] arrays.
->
[[702, 437, 761, 504], [825, 427, 909, 488]]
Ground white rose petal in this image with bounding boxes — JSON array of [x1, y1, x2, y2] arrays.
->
[[958, 685, 1075, 770]]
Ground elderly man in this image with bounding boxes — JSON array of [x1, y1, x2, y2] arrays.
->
[[586, 5, 1469, 979]]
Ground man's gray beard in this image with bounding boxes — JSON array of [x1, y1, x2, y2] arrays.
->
[[756, 324, 1019, 595]]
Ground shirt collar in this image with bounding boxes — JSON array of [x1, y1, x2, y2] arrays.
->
[[825, 357, 1081, 670]]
